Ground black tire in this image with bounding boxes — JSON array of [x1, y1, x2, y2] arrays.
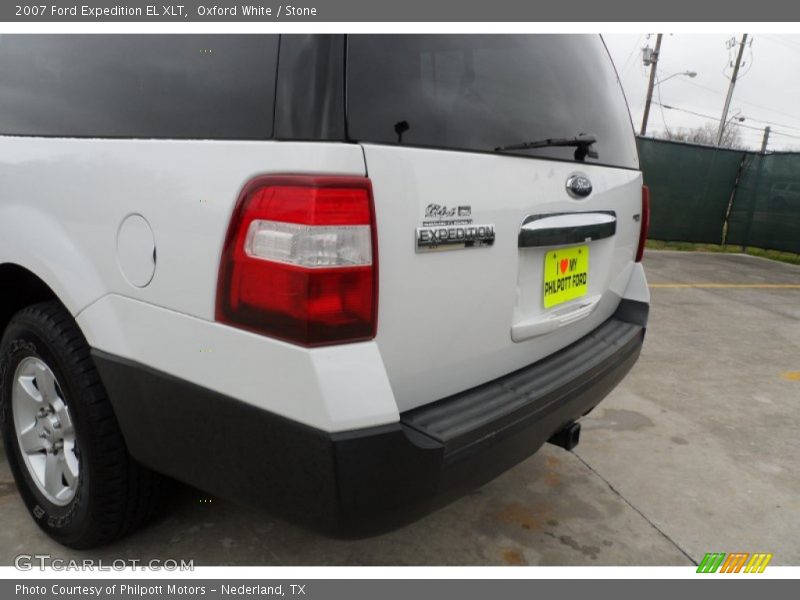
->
[[0, 301, 163, 549]]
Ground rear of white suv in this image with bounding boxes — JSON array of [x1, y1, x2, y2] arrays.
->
[[0, 34, 649, 548]]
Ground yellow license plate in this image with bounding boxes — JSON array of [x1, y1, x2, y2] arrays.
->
[[543, 245, 589, 308]]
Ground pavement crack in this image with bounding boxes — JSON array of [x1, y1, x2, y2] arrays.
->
[[572, 451, 697, 566]]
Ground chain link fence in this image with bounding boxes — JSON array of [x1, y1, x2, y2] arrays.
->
[[637, 137, 800, 254]]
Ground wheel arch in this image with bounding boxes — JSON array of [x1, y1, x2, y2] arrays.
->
[[0, 263, 68, 337]]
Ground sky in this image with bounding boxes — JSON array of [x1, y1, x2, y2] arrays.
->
[[603, 33, 800, 151]]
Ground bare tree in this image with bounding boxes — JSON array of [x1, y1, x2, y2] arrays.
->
[[655, 123, 745, 149]]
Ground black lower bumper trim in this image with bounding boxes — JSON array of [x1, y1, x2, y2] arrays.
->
[[403, 317, 642, 463], [92, 300, 646, 534]]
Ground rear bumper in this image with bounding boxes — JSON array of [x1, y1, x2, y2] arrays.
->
[[93, 299, 647, 534]]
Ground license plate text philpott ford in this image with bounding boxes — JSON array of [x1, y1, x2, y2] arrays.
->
[[543, 245, 589, 308]]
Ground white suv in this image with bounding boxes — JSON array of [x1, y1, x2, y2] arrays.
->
[[0, 34, 650, 548]]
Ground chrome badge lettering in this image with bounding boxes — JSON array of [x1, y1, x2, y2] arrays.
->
[[424, 204, 472, 219], [416, 224, 495, 252]]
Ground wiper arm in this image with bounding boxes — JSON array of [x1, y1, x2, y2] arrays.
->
[[494, 134, 599, 160]]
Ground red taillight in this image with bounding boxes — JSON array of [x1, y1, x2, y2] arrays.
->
[[216, 176, 378, 347], [636, 185, 650, 262]]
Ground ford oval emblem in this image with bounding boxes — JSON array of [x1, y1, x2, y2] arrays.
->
[[566, 174, 593, 198]]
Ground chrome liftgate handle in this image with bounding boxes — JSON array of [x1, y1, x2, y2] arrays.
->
[[518, 211, 617, 248]]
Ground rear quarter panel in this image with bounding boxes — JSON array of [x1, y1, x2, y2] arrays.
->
[[0, 138, 402, 432]]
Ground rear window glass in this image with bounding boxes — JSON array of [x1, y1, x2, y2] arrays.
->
[[347, 35, 638, 170], [0, 35, 278, 139]]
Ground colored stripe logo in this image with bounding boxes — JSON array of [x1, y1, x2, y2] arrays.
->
[[697, 552, 773, 573]]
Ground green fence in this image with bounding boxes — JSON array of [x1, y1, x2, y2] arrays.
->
[[637, 137, 800, 254]]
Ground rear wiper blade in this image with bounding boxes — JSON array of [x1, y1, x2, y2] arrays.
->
[[494, 134, 599, 160]]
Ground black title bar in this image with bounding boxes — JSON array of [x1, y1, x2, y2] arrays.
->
[[2, 0, 800, 22]]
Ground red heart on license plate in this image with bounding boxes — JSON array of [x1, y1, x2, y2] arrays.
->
[[560, 258, 568, 274]]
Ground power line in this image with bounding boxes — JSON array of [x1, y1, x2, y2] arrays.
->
[[733, 123, 800, 142], [734, 114, 800, 134], [760, 34, 800, 55], [651, 102, 800, 147], [773, 35, 800, 51], [652, 102, 758, 129], [666, 72, 800, 128], [652, 102, 800, 141], [656, 75, 672, 136], [669, 83, 800, 132], [769, 129, 800, 141], [619, 34, 646, 75]]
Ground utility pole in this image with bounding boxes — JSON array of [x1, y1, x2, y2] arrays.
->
[[717, 34, 748, 146], [640, 33, 663, 136], [760, 126, 771, 154]]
